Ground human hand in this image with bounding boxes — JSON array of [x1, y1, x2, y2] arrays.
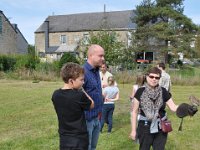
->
[[129, 131, 136, 141], [102, 84, 107, 88], [105, 98, 112, 102]]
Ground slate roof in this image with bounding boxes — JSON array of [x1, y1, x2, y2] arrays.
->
[[35, 10, 136, 33]]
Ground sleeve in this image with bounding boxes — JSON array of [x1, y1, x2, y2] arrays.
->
[[103, 87, 108, 95], [162, 87, 171, 102], [79, 91, 91, 110], [134, 87, 145, 101], [116, 87, 119, 93]]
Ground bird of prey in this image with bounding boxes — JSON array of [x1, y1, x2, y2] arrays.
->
[[189, 95, 200, 106]]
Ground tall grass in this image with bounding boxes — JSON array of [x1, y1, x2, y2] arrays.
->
[[169, 66, 200, 85]]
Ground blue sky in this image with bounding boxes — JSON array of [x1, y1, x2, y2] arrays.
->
[[1, 0, 200, 45]]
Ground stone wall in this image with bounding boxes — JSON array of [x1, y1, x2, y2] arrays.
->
[[0, 12, 28, 55], [0, 13, 17, 54], [35, 30, 130, 54]]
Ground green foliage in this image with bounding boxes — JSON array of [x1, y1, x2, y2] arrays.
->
[[195, 35, 200, 58], [0, 55, 16, 71], [177, 59, 183, 67], [14, 45, 40, 71], [59, 52, 79, 68], [79, 30, 131, 67], [35, 61, 60, 75], [26, 45, 40, 70], [132, 0, 198, 62]]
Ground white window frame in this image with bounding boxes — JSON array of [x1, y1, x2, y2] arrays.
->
[[83, 33, 89, 45], [60, 35, 67, 45]]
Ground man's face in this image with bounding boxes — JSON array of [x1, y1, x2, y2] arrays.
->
[[100, 64, 107, 73], [91, 48, 105, 67]]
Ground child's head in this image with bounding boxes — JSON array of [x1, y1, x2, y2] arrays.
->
[[107, 76, 115, 86], [60, 62, 84, 87], [136, 74, 145, 87]]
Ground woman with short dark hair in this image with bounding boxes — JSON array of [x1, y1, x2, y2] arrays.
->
[[130, 67, 178, 150]]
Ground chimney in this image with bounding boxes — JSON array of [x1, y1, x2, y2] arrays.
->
[[44, 20, 49, 52]]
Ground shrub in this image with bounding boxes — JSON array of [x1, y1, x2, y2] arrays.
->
[[0, 55, 16, 71], [59, 53, 79, 69]]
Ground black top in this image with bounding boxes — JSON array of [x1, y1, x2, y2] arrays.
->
[[52, 89, 91, 148], [134, 87, 171, 117]]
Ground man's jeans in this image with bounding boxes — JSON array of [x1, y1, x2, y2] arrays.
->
[[86, 117, 101, 150]]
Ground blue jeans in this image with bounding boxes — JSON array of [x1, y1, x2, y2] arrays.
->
[[101, 104, 115, 132], [86, 117, 101, 150]]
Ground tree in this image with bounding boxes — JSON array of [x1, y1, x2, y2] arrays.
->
[[26, 45, 40, 71], [78, 30, 130, 67], [132, 0, 198, 63], [194, 26, 200, 58]]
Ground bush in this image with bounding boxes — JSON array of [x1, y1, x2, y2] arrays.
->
[[0, 55, 16, 71], [59, 53, 79, 68]]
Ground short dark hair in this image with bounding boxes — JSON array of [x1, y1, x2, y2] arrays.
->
[[158, 62, 166, 70], [146, 67, 161, 77], [60, 62, 84, 83]]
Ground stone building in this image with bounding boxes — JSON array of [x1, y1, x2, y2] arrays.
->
[[35, 10, 136, 62], [0, 10, 28, 55]]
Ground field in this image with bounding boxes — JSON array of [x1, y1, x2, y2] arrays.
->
[[0, 80, 200, 150]]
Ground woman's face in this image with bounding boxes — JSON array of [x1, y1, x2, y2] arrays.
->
[[146, 73, 160, 88]]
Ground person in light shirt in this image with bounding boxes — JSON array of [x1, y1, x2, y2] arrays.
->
[[100, 76, 119, 133], [157, 63, 171, 92], [99, 62, 117, 89]]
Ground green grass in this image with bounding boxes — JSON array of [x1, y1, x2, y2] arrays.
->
[[0, 80, 200, 150]]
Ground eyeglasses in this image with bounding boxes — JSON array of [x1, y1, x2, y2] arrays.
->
[[148, 75, 160, 80]]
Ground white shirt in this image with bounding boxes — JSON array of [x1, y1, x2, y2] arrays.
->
[[159, 71, 171, 91], [99, 71, 117, 88]]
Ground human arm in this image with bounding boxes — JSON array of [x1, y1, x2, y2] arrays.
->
[[130, 85, 136, 101], [130, 98, 139, 140], [105, 92, 119, 102], [166, 98, 178, 112], [82, 88, 94, 109]]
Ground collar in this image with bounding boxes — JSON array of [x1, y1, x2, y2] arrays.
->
[[85, 62, 99, 72]]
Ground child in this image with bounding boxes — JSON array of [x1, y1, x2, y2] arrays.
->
[[100, 76, 119, 133], [130, 74, 145, 123], [51, 62, 94, 150]]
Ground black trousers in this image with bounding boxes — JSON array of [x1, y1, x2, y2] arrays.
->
[[137, 121, 168, 150], [59, 134, 88, 150]]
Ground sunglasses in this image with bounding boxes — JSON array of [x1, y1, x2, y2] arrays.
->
[[148, 75, 160, 80]]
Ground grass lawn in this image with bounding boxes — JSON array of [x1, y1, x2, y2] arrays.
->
[[0, 79, 200, 150]]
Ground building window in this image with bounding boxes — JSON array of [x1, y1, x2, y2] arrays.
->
[[60, 35, 67, 45], [74, 35, 80, 43], [0, 16, 2, 34], [83, 33, 89, 45], [127, 31, 132, 47]]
